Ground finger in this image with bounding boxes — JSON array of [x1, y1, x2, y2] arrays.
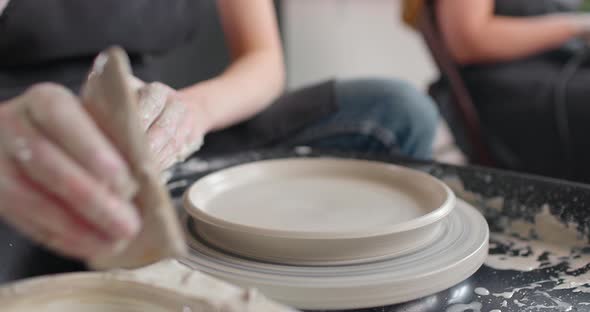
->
[[1, 209, 111, 260], [137, 82, 171, 131], [0, 111, 140, 241], [160, 113, 203, 170], [156, 111, 194, 169], [176, 114, 204, 163], [176, 138, 204, 165], [25, 83, 138, 200], [156, 141, 178, 171], [0, 157, 114, 259], [146, 97, 186, 156]]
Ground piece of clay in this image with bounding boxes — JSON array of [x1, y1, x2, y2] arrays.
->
[[81, 47, 186, 269], [0, 260, 297, 312]]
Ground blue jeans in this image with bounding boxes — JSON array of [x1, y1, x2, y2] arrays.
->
[[283, 79, 439, 159]]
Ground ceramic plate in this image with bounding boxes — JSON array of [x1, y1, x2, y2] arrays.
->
[[181, 199, 489, 310], [184, 158, 455, 265]]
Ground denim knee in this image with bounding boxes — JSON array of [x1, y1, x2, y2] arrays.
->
[[334, 79, 439, 158]]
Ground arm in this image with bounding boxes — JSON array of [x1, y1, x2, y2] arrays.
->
[[178, 0, 285, 132], [132, 0, 285, 169], [437, 0, 584, 64]]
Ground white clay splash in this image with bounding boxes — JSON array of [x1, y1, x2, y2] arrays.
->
[[492, 282, 545, 299], [553, 274, 590, 293], [505, 205, 585, 247], [511, 291, 574, 312], [473, 287, 490, 296], [485, 232, 590, 294], [485, 234, 564, 272], [537, 291, 573, 312], [445, 301, 482, 312], [513, 299, 525, 307], [444, 178, 590, 310]]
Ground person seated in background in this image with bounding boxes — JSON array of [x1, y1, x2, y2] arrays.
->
[[0, 1, 438, 263], [435, 0, 590, 182]]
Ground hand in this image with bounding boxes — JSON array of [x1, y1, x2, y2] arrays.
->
[[0, 83, 140, 259], [132, 79, 206, 170]]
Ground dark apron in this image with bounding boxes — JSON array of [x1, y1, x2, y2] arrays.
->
[[0, 0, 337, 155], [0, 0, 200, 97], [447, 0, 590, 182]]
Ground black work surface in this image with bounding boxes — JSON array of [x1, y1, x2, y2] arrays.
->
[[1, 149, 589, 311]]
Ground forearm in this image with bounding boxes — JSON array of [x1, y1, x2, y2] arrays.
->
[[177, 0, 284, 133], [178, 49, 285, 132], [437, 0, 584, 64], [448, 15, 580, 64]]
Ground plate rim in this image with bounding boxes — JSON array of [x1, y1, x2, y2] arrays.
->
[[180, 199, 490, 310], [184, 158, 455, 239]]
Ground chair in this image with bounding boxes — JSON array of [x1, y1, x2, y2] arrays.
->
[[402, 0, 495, 166]]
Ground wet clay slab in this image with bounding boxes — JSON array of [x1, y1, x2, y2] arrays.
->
[[81, 47, 185, 269], [185, 158, 455, 265], [0, 260, 296, 312]]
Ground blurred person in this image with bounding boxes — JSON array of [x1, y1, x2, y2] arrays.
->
[[0, 1, 438, 262], [435, 0, 590, 181]]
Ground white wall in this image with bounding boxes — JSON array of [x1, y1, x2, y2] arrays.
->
[[282, 0, 466, 164], [282, 0, 437, 91]]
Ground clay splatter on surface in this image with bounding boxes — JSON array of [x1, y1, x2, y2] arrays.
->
[[474, 287, 490, 296], [443, 178, 590, 311], [445, 301, 482, 312]]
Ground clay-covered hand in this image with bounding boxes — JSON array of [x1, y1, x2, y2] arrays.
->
[[0, 83, 141, 259], [131, 78, 205, 170]]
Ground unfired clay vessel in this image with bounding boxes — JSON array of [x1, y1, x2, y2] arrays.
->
[[0, 260, 296, 312]]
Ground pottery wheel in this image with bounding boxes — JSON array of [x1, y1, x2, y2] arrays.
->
[[179, 199, 489, 310]]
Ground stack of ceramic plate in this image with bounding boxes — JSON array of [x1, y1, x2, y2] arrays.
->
[[182, 158, 489, 310]]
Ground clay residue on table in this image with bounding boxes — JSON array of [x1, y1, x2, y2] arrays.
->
[[443, 177, 590, 310]]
